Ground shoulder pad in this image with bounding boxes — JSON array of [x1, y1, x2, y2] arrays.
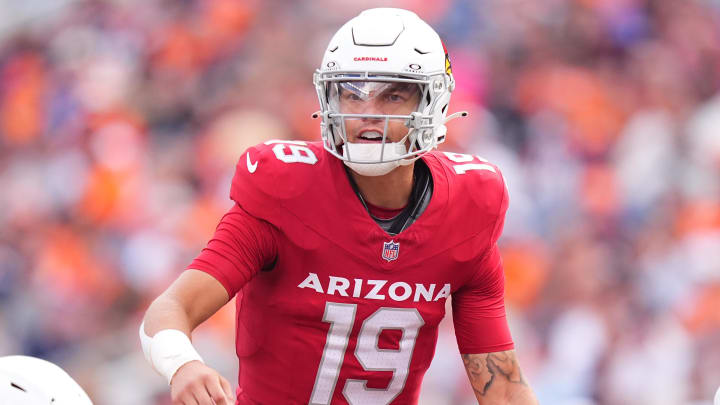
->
[[424, 150, 508, 243], [230, 140, 327, 219]]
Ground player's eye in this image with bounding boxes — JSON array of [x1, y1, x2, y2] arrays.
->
[[342, 92, 363, 101], [384, 93, 405, 103]]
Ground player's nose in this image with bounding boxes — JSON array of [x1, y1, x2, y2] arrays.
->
[[358, 100, 385, 120]]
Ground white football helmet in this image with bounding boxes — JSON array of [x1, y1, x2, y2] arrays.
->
[[0, 356, 93, 405], [314, 8, 466, 176]]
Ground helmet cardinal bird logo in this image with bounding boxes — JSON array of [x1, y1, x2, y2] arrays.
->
[[442, 41, 452, 75]]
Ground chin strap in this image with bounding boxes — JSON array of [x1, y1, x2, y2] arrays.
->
[[444, 111, 468, 124]]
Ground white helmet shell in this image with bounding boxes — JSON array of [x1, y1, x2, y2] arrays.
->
[[320, 8, 449, 77], [314, 8, 458, 171], [0, 356, 93, 405]]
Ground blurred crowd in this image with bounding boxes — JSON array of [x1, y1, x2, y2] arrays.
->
[[0, 0, 719, 404]]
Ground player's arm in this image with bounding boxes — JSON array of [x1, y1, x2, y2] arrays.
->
[[140, 204, 276, 405], [453, 243, 538, 405], [453, 167, 537, 403], [462, 350, 538, 404], [143, 269, 229, 338], [142, 270, 235, 405]]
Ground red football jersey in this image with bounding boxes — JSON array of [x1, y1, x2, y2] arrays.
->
[[189, 140, 513, 405]]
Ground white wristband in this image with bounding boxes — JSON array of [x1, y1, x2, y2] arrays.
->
[[139, 322, 204, 385]]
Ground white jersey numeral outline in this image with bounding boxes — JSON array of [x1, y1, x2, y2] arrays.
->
[[264, 140, 318, 165], [442, 151, 496, 175], [310, 302, 425, 405]]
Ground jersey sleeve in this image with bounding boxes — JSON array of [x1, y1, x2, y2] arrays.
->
[[186, 204, 277, 297], [452, 172, 514, 354]]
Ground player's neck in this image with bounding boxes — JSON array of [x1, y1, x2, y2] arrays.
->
[[349, 163, 415, 210]]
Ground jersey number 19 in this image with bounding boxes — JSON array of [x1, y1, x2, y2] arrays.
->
[[309, 302, 425, 405]]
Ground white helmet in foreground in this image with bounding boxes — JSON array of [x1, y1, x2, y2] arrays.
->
[[0, 356, 93, 405], [314, 8, 466, 176]]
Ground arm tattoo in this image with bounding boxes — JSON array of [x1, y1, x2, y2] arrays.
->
[[462, 350, 528, 397]]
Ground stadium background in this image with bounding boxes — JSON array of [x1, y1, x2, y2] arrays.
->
[[1, 0, 719, 404]]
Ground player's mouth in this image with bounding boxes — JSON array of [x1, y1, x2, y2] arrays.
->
[[355, 130, 386, 143]]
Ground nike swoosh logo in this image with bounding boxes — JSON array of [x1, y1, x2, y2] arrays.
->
[[247, 153, 258, 173]]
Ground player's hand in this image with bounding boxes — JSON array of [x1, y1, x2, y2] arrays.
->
[[170, 360, 234, 405]]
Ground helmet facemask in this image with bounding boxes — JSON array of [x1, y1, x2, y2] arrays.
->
[[314, 72, 452, 176]]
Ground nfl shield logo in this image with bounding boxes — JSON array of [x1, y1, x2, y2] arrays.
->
[[382, 240, 400, 262]]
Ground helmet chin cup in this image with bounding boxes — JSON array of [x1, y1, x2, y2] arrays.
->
[[342, 141, 407, 176], [344, 160, 400, 176]]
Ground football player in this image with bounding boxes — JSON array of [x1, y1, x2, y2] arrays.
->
[[140, 8, 538, 405], [0, 355, 93, 405]]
